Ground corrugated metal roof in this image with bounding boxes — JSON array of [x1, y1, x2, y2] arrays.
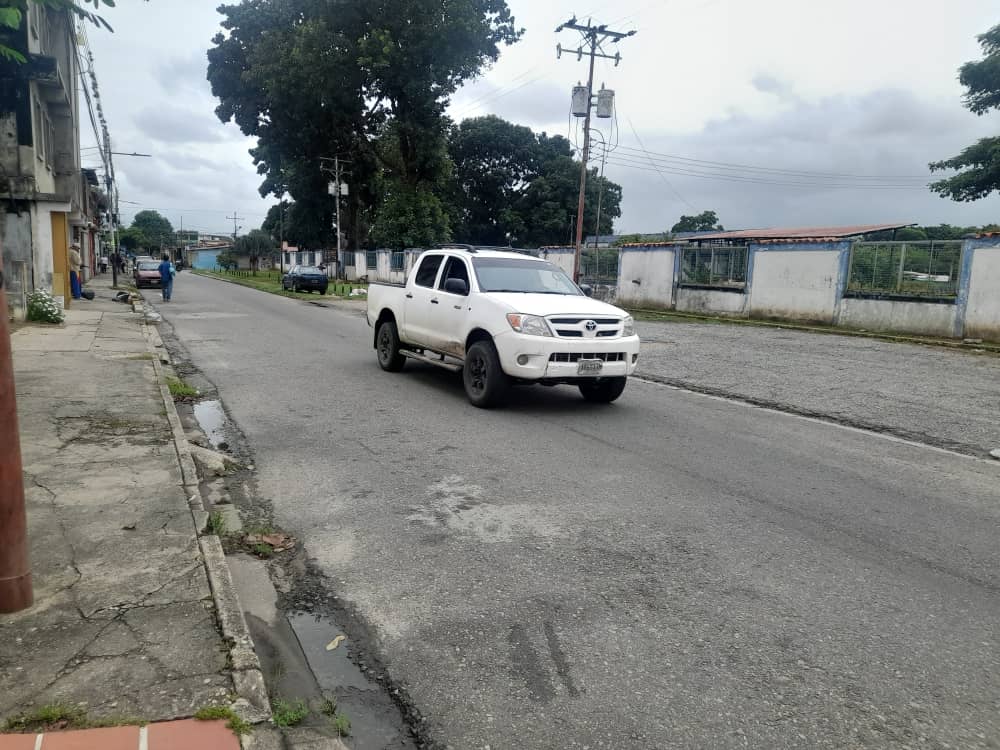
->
[[686, 223, 914, 241]]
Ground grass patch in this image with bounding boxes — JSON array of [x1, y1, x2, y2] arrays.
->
[[250, 542, 273, 558], [192, 269, 367, 301], [2, 705, 145, 733], [319, 698, 337, 717], [206, 511, 227, 536], [271, 699, 309, 728], [331, 713, 351, 737], [194, 705, 252, 736], [127, 353, 156, 360], [166, 377, 198, 398]]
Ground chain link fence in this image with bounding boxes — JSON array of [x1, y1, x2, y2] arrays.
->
[[846, 241, 962, 300]]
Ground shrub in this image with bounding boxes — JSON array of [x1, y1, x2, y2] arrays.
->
[[26, 289, 64, 324]]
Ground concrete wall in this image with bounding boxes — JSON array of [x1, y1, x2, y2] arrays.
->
[[749, 243, 845, 324], [676, 287, 747, 316], [616, 246, 676, 308], [191, 249, 220, 270], [963, 240, 1000, 341], [2, 208, 33, 319], [541, 248, 575, 278], [837, 298, 957, 337]]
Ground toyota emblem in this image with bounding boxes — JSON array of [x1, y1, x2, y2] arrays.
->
[[585, 320, 598, 332]]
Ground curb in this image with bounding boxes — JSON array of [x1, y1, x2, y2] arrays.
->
[[139, 304, 272, 727]]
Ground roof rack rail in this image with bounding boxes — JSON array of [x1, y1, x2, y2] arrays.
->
[[435, 243, 478, 253]]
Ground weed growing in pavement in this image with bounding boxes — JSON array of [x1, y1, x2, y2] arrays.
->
[[331, 713, 351, 737], [194, 705, 251, 736], [271, 699, 309, 728], [319, 698, 337, 716], [3, 705, 145, 733], [127, 353, 155, 360], [26, 289, 64, 324], [251, 542, 274, 558], [166, 377, 198, 398], [206, 511, 227, 536]]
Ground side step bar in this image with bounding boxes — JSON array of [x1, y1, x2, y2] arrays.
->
[[401, 349, 463, 372]]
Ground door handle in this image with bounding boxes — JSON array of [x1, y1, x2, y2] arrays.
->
[[430, 299, 439, 304], [405, 293, 413, 299]]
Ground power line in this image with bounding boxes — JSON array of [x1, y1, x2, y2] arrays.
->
[[625, 118, 695, 210]]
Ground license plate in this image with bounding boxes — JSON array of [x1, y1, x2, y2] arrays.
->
[[577, 359, 603, 374]]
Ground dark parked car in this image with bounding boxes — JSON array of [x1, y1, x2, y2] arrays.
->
[[134, 260, 161, 288], [282, 265, 328, 294]]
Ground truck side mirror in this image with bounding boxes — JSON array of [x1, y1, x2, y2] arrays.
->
[[444, 278, 469, 296], [580, 284, 593, 297]]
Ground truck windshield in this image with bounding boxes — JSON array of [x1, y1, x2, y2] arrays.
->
[[472, 258, 582, 295]]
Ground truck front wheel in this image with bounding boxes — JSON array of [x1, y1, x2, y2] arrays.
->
[[578, 376, 628, 403], [376, 320, 406, 372], [464, 340, 509, 408]]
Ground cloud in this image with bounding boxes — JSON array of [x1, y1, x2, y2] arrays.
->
[[752, 73, 791, 97], [133, 107, 229, 145], [158, 53, 210, 96], [610, 88, 997, 233]]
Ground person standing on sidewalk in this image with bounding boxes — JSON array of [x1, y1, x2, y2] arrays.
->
[[69, 242, 83, 299], [158, 253, 175, 301]]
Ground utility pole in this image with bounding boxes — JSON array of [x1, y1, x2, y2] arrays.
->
[[0, 251, 32, 613], [321, 156, 351, 279], [226, 211, 244, 245], [556, 16, 635, 282]]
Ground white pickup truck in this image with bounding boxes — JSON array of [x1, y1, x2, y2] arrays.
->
[[366, 246, 641, 407]]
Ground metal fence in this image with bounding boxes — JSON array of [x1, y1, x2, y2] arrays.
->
[[846, 241, 962, 300], [680, 245, 749, 289]]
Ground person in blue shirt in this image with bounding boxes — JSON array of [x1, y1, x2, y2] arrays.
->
[[158, 253, 175, 301]]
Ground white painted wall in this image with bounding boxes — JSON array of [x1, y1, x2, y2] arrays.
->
[[542, 249, 575, 278], [616, 247, 675, 308], [964, 242, 1000, 341], [31, 202, 57, 303], [749, 248, 841, 323], [836, 298, 957, 337], [676, 287, 747, 316]]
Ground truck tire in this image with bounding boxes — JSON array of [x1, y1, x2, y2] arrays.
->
[[464, 340, 509, 408], [578, 376, 628, 403], [376, 320, 406, 372]]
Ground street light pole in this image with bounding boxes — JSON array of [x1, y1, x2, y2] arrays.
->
[[0, 253, 32, 614]]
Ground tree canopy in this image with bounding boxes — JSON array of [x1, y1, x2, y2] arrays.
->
[[209, 0, 522, 250], [234, 229, 275, 270], [929, 23, 1000, 202], [671, 211, 724, 233], [130, 210, 173, 247]]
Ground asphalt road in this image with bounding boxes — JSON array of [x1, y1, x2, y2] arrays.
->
[[159, 273, 1000, 749]]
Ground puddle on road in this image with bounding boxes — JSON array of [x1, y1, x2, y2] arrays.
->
[[193, 399, 228, 449], [287, 611, 413, 750]]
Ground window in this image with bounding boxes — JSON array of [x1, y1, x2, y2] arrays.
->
[[366, 250, 378, 270], [846, 241, 962, 301], [680, 245, 748, 290], [439, 257, 470, 295], [472, 257, 581, 295], [390, 251, 405, 271], [414, 254, 444, 288]]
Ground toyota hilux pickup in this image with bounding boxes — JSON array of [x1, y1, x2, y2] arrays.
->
[[366, 246, 641, 408]]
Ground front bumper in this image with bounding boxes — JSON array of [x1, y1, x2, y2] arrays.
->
[[493, 330, 641, 380]]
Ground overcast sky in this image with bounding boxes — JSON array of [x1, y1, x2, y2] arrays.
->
[[84, 0, 999, 237]]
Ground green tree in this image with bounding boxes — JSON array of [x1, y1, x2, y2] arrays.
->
[[216, 250, 239, 271], [208, 0, 521, 250], [0, 0, 116, 63], [130, 210, 174, 248], [117, 227, 147, 252], [234, 229, 275, 270], [671, 211, 723, 233], [929, 24, 1000, 202]]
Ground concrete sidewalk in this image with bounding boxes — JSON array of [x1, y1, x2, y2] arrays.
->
[[0, 277, 240, 740]]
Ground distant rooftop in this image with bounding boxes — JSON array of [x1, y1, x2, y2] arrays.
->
[[687, 223, 915, 242]]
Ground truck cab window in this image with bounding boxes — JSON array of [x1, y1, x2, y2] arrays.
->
[[439, 257, 470, 294], [414, 255, 444, 288]]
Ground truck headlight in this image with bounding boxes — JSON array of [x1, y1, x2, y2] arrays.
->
[[622, 315, 636, 336], [507, 313, 552, 337]]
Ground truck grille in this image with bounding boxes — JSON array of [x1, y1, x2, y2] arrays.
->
[[549, 352, 626, 363], [547, 316, 622, 338]]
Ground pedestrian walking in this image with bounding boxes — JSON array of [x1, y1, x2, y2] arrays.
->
[[158, 253, 176, 302], [68, 242, 83, 299], [99, 254, 109, 274]]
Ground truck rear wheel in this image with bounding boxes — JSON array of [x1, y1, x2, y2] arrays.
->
[[579, 376, 627, 403], [464, 340, 508, 408], [376, 320, 406, 372]]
